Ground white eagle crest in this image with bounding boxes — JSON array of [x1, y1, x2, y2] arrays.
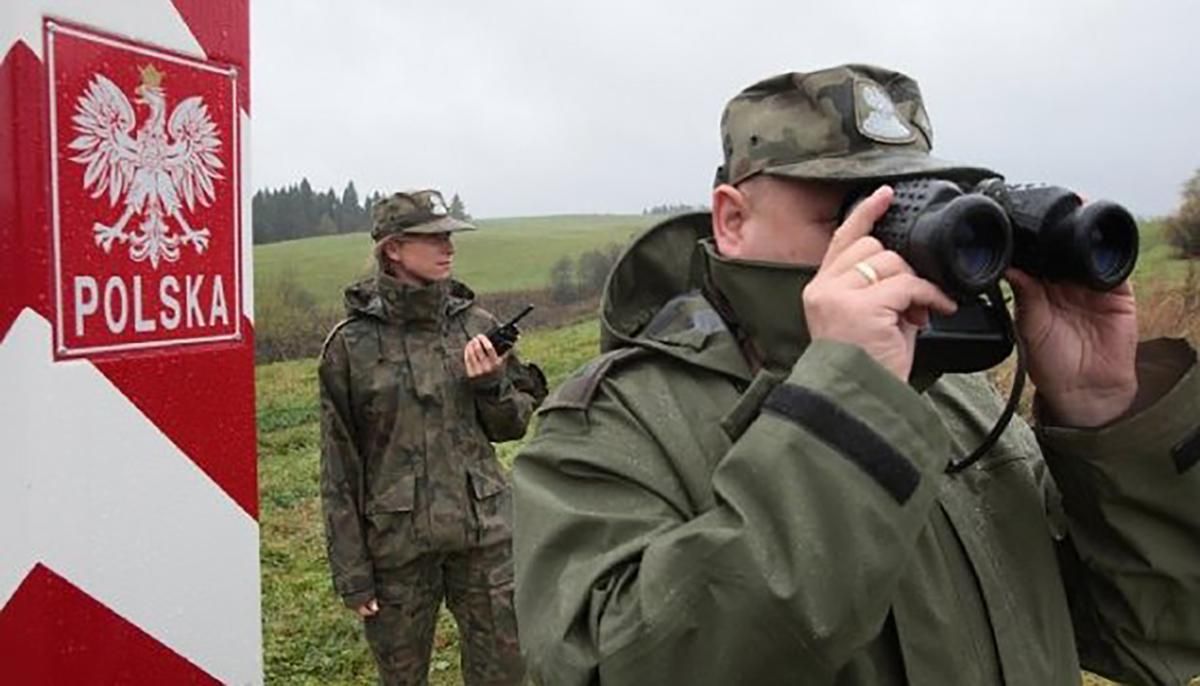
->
[[68, 64, 223, 269], [428, 193, 449, 216], [859, 82, 913, 142]]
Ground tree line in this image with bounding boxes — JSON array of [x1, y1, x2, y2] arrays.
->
[[642, 202, 707, 216], [252, 179, 471, 245], [548, 244, 625, 304]]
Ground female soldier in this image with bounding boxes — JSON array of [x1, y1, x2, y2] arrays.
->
[[319, 189, 546, 685]]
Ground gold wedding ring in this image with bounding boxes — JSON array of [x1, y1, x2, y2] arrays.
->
[[854, 261, 880, 286]]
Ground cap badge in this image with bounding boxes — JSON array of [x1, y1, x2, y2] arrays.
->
[[428, 194, 449, 216], [856, 81, 916, 144]]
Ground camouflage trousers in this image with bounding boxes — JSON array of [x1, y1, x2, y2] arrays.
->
[[363, 540, 524, 686]]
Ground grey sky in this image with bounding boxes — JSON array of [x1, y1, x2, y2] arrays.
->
[[251, 0, 1199, 218]]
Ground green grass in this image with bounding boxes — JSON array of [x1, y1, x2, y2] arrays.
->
[[1133, 218, 1193, 285], [254, 214, 658, 311], [258, 319, 602, 685]]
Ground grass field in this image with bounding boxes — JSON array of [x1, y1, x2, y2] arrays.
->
[[258, 320, 602, 685], [254, 214, 659, 311], [1132, 218, 1191, 284]]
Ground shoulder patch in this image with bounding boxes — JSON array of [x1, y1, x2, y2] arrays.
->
[[320, 316, 362, 359], [537, 347, 650, 414]]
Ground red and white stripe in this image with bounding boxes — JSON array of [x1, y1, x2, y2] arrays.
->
[[1, 2, 259, 683]]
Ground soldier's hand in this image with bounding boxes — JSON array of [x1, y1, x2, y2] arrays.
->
[[355, 599, 379, 618], [803, 185, 958, 380], [1006, 268, 1138, 427], [465, 334, 506, 381]]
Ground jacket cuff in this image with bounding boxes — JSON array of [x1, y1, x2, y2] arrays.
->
[[1037, 338, 1199, 471], [471, 373, 509, 399], [341, 587, 376, 610]]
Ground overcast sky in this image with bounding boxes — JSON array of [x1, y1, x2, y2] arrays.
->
[[251, 0, 1199, 218]]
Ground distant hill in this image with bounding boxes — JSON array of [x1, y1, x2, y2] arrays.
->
[[256, 214, 1186, 315], [253, 214, 661, 312]]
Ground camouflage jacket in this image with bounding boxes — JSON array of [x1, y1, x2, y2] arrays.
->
[[513, 213, 1200, 685], [320, 273, 546, 607]]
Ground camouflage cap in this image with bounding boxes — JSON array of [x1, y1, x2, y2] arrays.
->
[[717, 64, 996, 187], [371, 189, 476, 241]]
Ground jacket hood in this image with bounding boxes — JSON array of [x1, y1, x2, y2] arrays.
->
[[602, 212, 944, 390], [600, 212, 752, 382]]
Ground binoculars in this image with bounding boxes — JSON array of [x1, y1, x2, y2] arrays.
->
[[847, 177, 1140, 373], [855, 177, 1139, 298]]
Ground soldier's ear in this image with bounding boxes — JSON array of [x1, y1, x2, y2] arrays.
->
[[380, 238, 405, 263], [712, 183, 750, 256]]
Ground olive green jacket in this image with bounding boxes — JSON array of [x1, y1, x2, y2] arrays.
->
[[320, 274, 546, 608], [513, 214, 1200, 685]]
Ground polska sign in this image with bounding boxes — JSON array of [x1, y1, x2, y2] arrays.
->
[[48, 22, 242, 357]]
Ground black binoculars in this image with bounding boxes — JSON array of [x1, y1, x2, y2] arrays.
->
[[846, 177, 1140, 373], [853, 177, 1139, 298]]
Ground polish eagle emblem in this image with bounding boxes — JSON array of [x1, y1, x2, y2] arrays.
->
[[68, 64, 223, 268], [858, 82, 914, 143]]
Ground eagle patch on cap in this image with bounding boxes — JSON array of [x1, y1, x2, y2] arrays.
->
[[855, 80, 917, 144], [428, 193, 449, 216]]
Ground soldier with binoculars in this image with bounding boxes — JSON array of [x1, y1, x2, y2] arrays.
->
[[512, 64, 1200, 685]]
